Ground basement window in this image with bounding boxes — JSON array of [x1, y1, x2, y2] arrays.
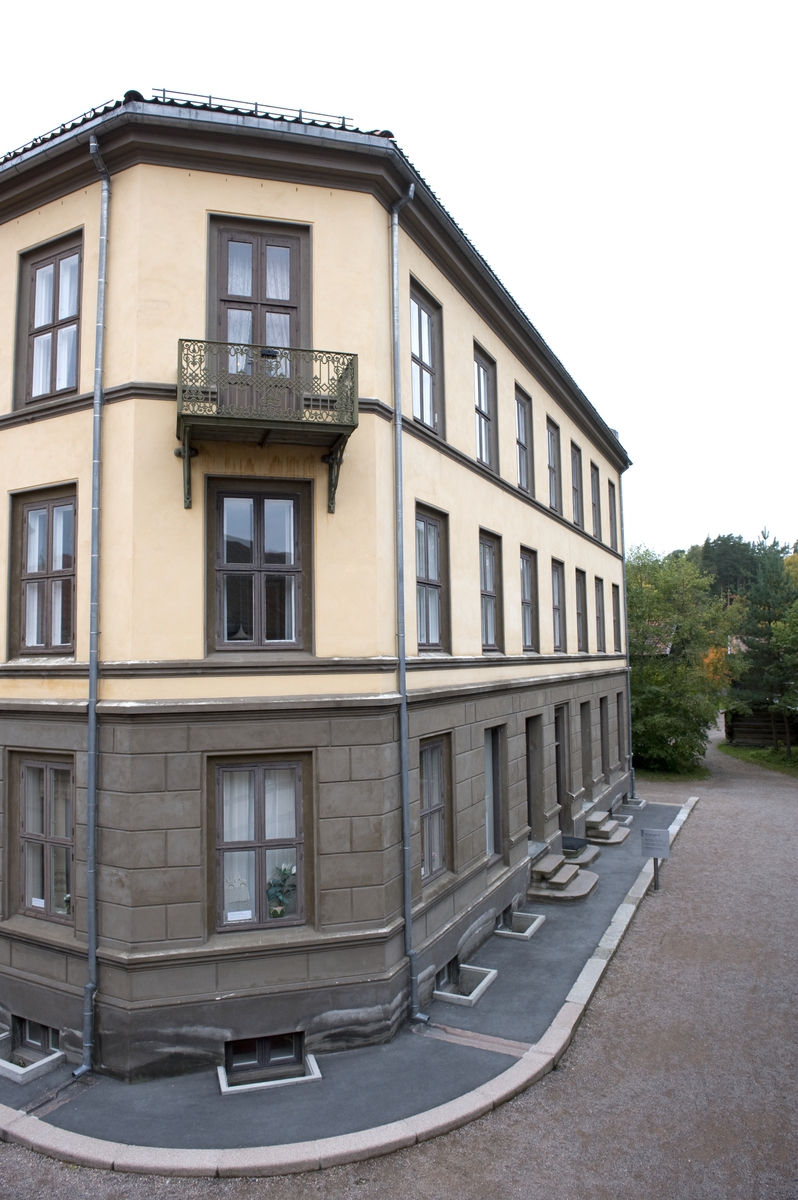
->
[[12, 1017, 59, 1065], [224, 1032, 305, 1085]]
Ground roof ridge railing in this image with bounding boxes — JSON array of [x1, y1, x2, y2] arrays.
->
[[151, 88, 353, 129]]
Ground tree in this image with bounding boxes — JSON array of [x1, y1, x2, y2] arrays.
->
[[627, 547, 733, 771], [771, 599, 798, 756], [732, 538, 798, 754], [685, 534, 758, 604]]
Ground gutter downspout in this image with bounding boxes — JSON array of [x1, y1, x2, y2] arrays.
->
[[391, 183, 426, 1022], [618, 474, 637, 801], [74, 135, 110, 1077]]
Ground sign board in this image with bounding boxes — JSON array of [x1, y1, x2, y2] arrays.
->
[[640, 827, 670, 859]]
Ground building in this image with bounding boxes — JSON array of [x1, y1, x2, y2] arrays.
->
[[0, 90, 632, 1083]]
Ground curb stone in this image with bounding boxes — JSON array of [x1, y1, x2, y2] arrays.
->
[[0, 796, 698, 1178]]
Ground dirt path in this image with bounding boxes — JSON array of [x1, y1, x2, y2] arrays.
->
[[2, 732, 796, 1200]]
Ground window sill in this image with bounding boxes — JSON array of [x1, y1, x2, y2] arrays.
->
[[6, 655, 77, 666], [0, 914, 82, 950]]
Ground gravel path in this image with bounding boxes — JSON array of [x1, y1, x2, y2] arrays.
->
[[1, 730, 796, 1200]]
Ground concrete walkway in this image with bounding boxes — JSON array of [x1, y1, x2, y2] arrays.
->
[[0, 802, 688, 1178]]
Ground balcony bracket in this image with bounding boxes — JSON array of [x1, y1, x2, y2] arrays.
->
[[321, 435, 348, 514], [174, 432, 199, 509]]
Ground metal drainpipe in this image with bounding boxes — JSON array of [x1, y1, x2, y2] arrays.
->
[[74, 135, 110, 1078], [618, 473, 637, 800], [391, 183, 427, 1022]]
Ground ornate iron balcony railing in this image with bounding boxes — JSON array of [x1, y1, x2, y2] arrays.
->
[[176, 339, 358, 511]]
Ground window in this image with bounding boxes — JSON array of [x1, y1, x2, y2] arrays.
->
[[17, 234, 82, 406], [612, 583, 622, 652], [575, 569, 588, 652], [595, 577, 606, 652], [479, 532, 502, 652], [599, 696, 610, 782], [484, 727, 503, 859], [547, 420, 562, 512], [617, 692, 626, 767], [551, 560, 566, 651], [520, 548, 539, 652], [416, 508, 448, 651], [580, 702, 593, 797], [420, 739, 447, 881], [217, 762, 304, 929], [19, 760, 73, 922], [591, 463, 602, 540], [225, 1033, 305, 1084], [210, 480, 311, 651], [608, 480, 619, 551], [571, 443, 583, 526], [474, 347, 497, 469], [211, 219, 310, 351], [10, 489, 76, 656], [11, 1018, 60, 1066], [515, 388, 533, 493], [410, 286, 442, 433]]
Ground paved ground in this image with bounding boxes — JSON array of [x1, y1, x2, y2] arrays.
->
[[1, 729, 796, 1198]]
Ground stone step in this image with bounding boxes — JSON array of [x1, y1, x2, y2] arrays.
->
[[528, 868, 599, 903], [531, 853, 565, 880], [590, 818, 620, 839], [569, 844, 601, 867], [586, 825, 631, 847], [585, 810, 610, 829], [547, 863, 580, 889]]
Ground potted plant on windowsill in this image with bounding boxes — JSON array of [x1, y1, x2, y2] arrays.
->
[[267, 864, 297, 919]]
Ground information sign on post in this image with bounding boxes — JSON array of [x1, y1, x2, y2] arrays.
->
[[640, 828, 670, 859], [641, 827, 670, 891]]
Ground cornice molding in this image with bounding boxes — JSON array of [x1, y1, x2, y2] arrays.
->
[[0, 103, 629, 471]]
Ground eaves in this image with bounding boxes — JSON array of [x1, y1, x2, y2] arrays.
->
[[0, 100, 631, 472]]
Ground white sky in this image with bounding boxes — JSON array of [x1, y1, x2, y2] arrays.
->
[[2, 0, 795, 555]]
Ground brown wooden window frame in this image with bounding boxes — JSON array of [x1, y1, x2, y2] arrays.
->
[[552, 559, 566, 652], [215, 759, 305, 932], [207, 478, 312, 654], [479, 530, 503, 653], [9, 486, 77, 659], [209, 217, 312, 350], [416, 505, 449, 652], [515, 387, 534, 494], [419, 737, 449, 883], [474, 345, 498, 471], [595, 577, 606, 652], [591, 462, 602, 541], [575, 569, 588, 652], [547, 419, 562, 513], [612, 583, 622, 652], [410, 282, 444, 435], [520, 547, 539, 653], [15, 231, 83, 409], [225, 1032, 305, 1084], [571, 443, 584, 527], [608, 480, 619, 552], [484, 725, 505, 862], [17, 758, 74, 925]]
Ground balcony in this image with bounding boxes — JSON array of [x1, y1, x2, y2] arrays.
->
[[175, 339, 359, 511]]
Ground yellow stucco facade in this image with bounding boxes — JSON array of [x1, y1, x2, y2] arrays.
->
[[0, 96, 632, 1080]]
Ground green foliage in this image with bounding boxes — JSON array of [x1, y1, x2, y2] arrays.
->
[[685, 534, 759, 603], [731, 538, 798, 753], [627, 547, 732, 771]]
